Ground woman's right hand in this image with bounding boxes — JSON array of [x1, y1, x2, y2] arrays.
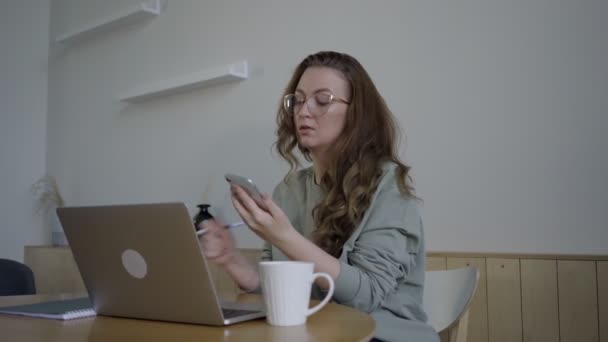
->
[[197, 219, 236, 265]]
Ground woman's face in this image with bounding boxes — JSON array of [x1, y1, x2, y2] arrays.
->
[[293, 66, 351, 158]]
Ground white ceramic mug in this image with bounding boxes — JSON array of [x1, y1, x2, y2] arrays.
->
[[259, 261, 335, 326]]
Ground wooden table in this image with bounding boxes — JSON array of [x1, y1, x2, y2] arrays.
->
[[0, 293, 375, 342]]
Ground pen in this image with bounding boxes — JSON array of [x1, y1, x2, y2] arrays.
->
[[196, 221, 245, 236]]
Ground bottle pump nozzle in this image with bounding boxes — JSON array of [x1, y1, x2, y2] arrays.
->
[[193, 204, 214, 231]]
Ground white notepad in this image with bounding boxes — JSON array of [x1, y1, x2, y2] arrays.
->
[[0, 297, 96, 320]]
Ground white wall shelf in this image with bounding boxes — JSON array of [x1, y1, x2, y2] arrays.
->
[[119, 60, 249, 102], [55, 0, 164, 45]]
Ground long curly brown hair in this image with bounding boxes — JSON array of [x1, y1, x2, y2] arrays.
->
[[274, 51, 416, 257]]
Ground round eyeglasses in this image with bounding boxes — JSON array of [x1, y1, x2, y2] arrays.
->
[[283, 92, 350, 117]]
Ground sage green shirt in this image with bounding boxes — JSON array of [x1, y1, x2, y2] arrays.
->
[[262, 163, 439, 342]]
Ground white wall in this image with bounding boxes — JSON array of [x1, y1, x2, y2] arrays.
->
[[0, 1, 51, 261], [46, 0, 607, 254]]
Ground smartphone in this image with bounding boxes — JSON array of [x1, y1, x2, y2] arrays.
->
[[224, 173, 267, 209]]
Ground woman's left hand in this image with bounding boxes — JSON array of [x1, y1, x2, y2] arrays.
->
[[230, 185, 297, 244]]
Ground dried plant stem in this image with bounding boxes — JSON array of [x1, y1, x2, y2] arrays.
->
[[31, 174, 64, 216]]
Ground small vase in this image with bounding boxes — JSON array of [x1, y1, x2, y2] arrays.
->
[[51, 210, 68, 246]]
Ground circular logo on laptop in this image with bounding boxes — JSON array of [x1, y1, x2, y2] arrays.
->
[[121, 249, 148, 279]]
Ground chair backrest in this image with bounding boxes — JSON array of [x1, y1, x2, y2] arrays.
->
[[0, 259, 36, 296], [423, 266, 479, 333]]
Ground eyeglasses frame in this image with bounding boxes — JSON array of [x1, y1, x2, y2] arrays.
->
[[283, 91, 350, 117]]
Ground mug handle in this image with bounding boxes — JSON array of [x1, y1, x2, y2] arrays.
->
[[306, 272, 335, 317]]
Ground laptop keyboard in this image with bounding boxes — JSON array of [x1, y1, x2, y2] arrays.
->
[[221, 307, 261, 319]]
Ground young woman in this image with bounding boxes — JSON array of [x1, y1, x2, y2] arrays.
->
[[200, 51, 439, 342]]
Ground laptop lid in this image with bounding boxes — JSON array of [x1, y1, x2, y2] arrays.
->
[[57, 202, 264, 325]]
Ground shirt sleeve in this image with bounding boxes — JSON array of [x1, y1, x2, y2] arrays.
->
[[332, 186, 422, 313]]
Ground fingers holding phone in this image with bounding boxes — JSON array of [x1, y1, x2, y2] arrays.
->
[[227, 177, 298, 243], [225, 173, 268, 211]]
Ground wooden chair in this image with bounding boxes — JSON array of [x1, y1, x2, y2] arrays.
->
[[423, 266, 479, 342]]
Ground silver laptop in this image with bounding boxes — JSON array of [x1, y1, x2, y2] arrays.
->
[[57, 202, 265, 325]]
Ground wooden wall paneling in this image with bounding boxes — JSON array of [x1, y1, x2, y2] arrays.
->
[[23, 246, 86, 294], [520, 259, 559, 342], [486, 258, 522, 342], [22, 246, 608, 342], [447, 257, 489, 342], [598, 261, 608, 342], [558, 260, 599, 342], [427, 256, 447, 271]]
